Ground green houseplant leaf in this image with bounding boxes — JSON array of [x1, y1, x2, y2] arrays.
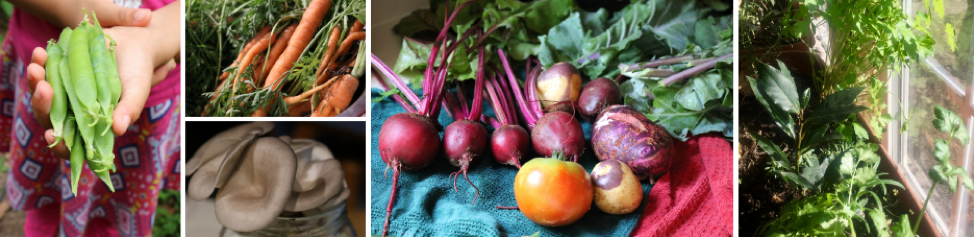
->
[[805, 87, 868, 126]]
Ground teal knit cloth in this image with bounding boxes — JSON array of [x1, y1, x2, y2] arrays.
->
[[370, 89, 652, 236]]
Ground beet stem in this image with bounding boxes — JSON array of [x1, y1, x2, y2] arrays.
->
[[497, 49, 538, 125], [483, 79, 507, 125], [495, 206, 519, 210], [456, 84, 470, 118], [371, 54, 420, 107], [372, 68, 417, 114], [468, 46, 487, 120], [661, 53, 733, 86]]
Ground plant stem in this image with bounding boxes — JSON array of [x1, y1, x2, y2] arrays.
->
[[913, 181, 937, 232]]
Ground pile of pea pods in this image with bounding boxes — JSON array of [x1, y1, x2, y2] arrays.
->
[[46, 10, 121, 195]]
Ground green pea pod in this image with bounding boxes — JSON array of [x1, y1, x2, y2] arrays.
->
[[58, 27, 72, 53], [106, 36, 120, 106], [68, 21, 101, 123], [95, 169, 114, 192], [46, 41, 67, 147], [93, 119, 115, 174], [61, 52, 95, 158], [63, 115, 76, 151], [90, 32, 113, 135], [69, 130, 83, 195]]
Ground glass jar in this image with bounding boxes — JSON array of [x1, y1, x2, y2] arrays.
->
[[219, 201, 357, 237]]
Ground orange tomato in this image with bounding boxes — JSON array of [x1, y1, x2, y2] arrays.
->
[[513, 157, 593, 227]]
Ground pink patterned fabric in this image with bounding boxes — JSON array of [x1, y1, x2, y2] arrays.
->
[[0, 0, 181, 236]]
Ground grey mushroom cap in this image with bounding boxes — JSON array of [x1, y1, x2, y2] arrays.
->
[[187, 122, 273, 201], [186, 122, 273, 174], [284, 140, 347, 212], [215, 137, 297, 232], [284, 159, 349, 212]]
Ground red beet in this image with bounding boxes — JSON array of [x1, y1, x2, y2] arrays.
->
[[531, 111, 586, 162], [377, 112, 441, 237], [578, 77, 622, 121], [491, 124, 531, 168], [591, 105, 675, 181], [443, 119, 488, 203]]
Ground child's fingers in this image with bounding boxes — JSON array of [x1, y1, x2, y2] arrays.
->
[[44, 130, 70, 160], [112, 70, 151, 136], [92, 4, 151, 27], [31, 81, 53, 129], [151, 59, 176, 86], [26, 63, 46, 95], [31, 47, 47, 66]]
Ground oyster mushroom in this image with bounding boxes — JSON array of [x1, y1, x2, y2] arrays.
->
[[186, 122, 273, 174], [187, 122, 274, 201], [214, 137, 297, 232], [284, 139, 348, 212]]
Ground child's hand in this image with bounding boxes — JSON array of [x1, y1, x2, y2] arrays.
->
[[26, 46, 174, 159], [9, 0, 152, 28]]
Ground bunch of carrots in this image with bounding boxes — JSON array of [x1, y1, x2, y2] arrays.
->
[[203, 0, 366, 117]]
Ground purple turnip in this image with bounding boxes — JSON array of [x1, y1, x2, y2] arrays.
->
[[591, 105, 675, 181], [578, 77, 622, 121]]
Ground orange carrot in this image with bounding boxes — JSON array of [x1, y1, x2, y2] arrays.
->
[[264, 0, 332, 89], [252, 54, 267, 81], [231, 31, 279, 93], [283, 77, 340, 104], [312, 74, 359, 117], [317, 31, 364, 84], [288, 101, 313, 116], [220, 26, 270, 81], [258, 24, 298, 85], [316, 26, 342, 78], [351, 20, 364, 33]]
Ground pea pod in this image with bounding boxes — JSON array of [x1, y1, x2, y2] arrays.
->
[[67, 22, 101, 123], [106, 36, 121, 106], [69, 130, 83, 195], [89, 31, 113, 134], [58, 27, 72, 53], [63, 115, 76, 151], [93, 119, 115, 174], [45, 41, 67, 146]]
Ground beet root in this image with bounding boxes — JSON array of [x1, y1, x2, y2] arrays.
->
[[591, 105, 675, 180], [491, 124, 531, 168], [377, 112, 442, 237], [379, 113, 442, 171], [443, 119, 488, 204], [531, 111, 586, 162], [578, 77, 622, 121]]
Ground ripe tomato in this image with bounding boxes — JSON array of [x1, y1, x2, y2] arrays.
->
[[513, 157, 593, 227]]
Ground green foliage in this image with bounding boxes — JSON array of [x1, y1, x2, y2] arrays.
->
[[749, 60, 902, 236], [759, 142, 904, 237], [926, 105, 973, 190], [391, 0, 576, 86], [889, 105, 974, 236], [152, 190, 180, 237]]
